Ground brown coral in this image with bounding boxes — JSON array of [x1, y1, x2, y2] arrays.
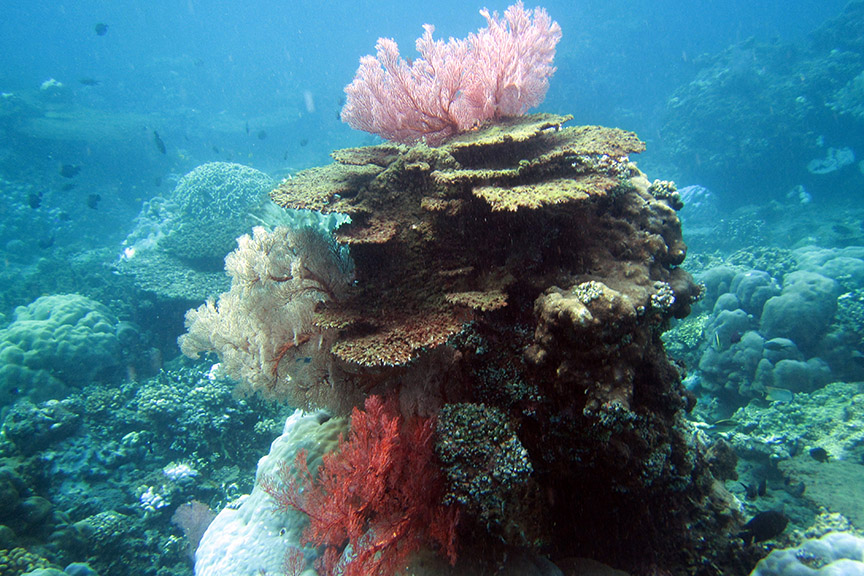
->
[[270, 113, 681, 377]]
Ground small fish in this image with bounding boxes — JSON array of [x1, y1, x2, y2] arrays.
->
[[153, 131, 166, 154], [740, 511, 789, 545], [708, 419, 738, 434], [300, 138, 309, 147], [86, 193, 101, 209], [757, 477, 767, 497], [61, 182, 77, 191], [712, 331, 722, 350], [257, 129, 268, 140], [57, 211, 71, 222], [809, 447, 830, 463], [59, 164, 81, 178], [245, 120, 249, 135], [37, 234, 55, 249], [94, 23, 109, 36], [212, 145, 220, 154], [764, 386, 793, 403], [729, 331, 742, 344], [27, 191, 43, 209], [740, 482, 759, 500], [79, 77, 100, 86]]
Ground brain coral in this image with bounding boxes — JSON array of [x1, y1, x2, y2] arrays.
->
[[0, 294, 126, 404], [158, 162, 275, 264]]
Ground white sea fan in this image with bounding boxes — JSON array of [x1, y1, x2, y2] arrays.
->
[[179, 226, 353, 404]]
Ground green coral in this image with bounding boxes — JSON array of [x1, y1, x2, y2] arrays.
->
[[731, 382, 864, 462], [728, 246, 795, 281], [834, 288, 864, 349], [663, 311, 710, 358]]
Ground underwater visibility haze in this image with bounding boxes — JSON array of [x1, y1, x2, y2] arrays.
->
[[1, 1, 864, 575]]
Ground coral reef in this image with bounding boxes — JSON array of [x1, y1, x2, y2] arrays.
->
[[659, 1, 864, 200], [0, 361, 284, 576], [190, 112, 742, 574], [668, 245, 864, 415], [728, 382, 864, 528]]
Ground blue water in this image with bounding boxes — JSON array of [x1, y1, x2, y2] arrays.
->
[[1, 1, 863, 575]]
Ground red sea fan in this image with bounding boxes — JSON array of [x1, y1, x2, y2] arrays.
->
[[340, 1, 561, 145], [260, 396, 459, 576]]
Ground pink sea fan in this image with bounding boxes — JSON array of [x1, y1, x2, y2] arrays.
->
[[341, 2, 561, 145], [172, 500, 217, 558]]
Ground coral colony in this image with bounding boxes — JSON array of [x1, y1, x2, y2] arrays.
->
[[340, 2, 561, 144], [186, 3, 742, 575]]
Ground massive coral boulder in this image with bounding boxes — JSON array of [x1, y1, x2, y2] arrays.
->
[[0, 294, 134, 404], [118, 162, 275, 301], [258, 113, 737, 573]]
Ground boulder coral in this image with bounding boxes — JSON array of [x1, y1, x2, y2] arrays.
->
[[118, 162, 275, 301], [0, 294, 130, 404]]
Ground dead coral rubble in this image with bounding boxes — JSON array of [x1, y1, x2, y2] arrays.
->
[[268, 113, 736, 573]]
